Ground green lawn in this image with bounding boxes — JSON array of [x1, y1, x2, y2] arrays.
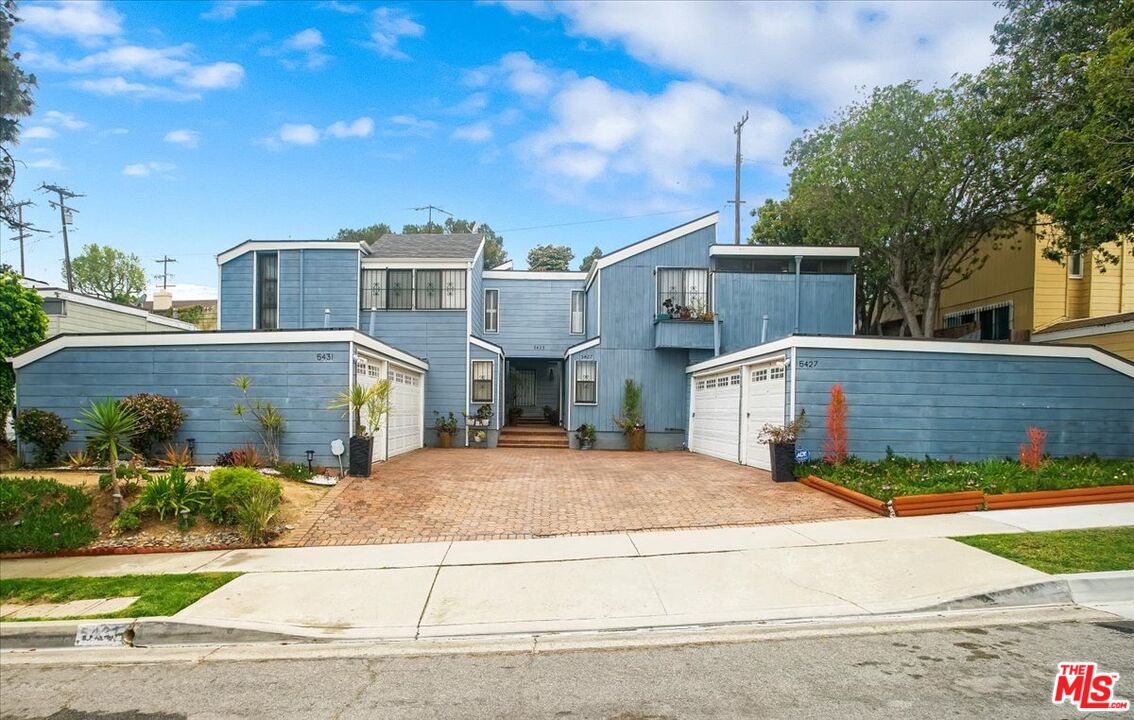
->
[[0, 573, 240, 622], [954, 527, 1134, 574], [798, 456, 1134, 502]]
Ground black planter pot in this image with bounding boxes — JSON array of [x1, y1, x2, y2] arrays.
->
[[769, 442, 797, 482], [348, 436, 373, 477]]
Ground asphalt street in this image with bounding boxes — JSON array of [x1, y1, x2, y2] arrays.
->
[[2, 619, 1133, 719]]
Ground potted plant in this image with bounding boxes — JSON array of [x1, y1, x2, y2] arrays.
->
[[542, 404, 559, 426], [660, 298, 675, 320], [613, 379, 646, 451], [575, 423, 596, 450], [328, 381, 391, 477], [758, 410, 808, 483], [464, 404, 492, 428], [434, 411, 459, 448], [507, 406, 524, 426]]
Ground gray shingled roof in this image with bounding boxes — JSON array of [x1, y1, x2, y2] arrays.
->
[[367, 233, 483, 259]]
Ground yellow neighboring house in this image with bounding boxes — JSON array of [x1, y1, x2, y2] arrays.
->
[[935, 222, 1133, 360]]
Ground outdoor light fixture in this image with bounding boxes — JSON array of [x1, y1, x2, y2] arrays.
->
[[186, 438, 197, 460], [306, 449, 315, 471]]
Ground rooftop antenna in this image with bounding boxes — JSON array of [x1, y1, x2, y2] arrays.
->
[[412, 204, 452, 228], [39, 183, 84, 290]]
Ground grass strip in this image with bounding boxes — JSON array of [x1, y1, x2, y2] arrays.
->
[[0, 572, 240, 621], [954, 527, 1134, 574]]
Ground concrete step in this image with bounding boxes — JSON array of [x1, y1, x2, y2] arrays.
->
[[497, 438, 570, 448], [502, 426, 566, 435]]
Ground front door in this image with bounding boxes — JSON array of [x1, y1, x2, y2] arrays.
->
[[514, 370, 536, 410]]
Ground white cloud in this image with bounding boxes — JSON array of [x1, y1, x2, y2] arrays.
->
[[66, 44, 194, 77], [285, 28, 325, 51], [279, 124, 321, 145], [387, 115, 438, 138], [27, 158, 64, 169], [42, 110, 87, 130], [146, 283, 217, 301], [325, 117, 374, 139], [450, 92, 489, 115], [76, 76, 200, 101], [164, 129, 201, 147], [177, 62, 245, 89], [505, 1, 1003, 110], [317, 0, 365, 14], [267, 28, 330, 70], [368, 7, 424, 60], [123, 161, 176, 177], [22, 126, 58, 140], [467, 51, 560, 98], [453, 122, 493, 143], [19, 1, 122, 44], [200, 1, 265, 21]]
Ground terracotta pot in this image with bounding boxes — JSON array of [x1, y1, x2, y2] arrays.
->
[[627, 427, 646, 451], [438, 431, 453, 449]]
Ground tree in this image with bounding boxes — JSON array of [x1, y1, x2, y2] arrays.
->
[[769, 81, 1033, 337], [77, 398, 138, 497], [338, 217, 509, 269], [334, 223, 391, 245], [70, 244, 146, 303], [987, 0, 1134, 261], [578, 246, 603, 272], [1, 1, 37, 230], [0, 269, 46, 453], [401, 220, 444, 234], [527, 244, 574, 272]]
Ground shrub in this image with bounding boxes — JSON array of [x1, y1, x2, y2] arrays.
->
[[65, 449, 96, 469], [1019, 426, 1046, 470], [120, 394, 184, 457], [232, 444, 264, 468], [236, 487, 280, 543], [110, 503, 142, 534], [214, 450, 237, 467], [275, 461, 314, 482], [13, 409, 73, 466], [204, 467, 281, 525], [0, 476, 98, 552], [158, 443, 194, 468], [823, 384, 849, 464], [613, 379, 644, 432], [137, 467, 207, 521]]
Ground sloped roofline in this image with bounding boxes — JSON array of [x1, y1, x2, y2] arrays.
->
[[585, 212, 719, 286]]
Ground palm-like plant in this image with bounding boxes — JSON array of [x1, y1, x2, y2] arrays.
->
[[77, 398, 139, 492], [327, 380, 392, 438]]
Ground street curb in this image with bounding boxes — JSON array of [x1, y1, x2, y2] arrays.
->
[[925, 570, 1134, 612], [0, 617, 319, 650]]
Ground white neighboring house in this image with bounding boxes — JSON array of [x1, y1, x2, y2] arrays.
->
[[20, 280, 198, 336]]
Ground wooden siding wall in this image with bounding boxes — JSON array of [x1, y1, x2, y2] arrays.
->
[[362, 310, 466, 445], [219, 254, 253, 329], [469, 344, 502, 433], [482, 277, 586, 357], [471, 265, 484, 336], [47, 302, 183, 336], [793, 347, 1134, 461], [1052, 331, 1134, 362], [15, 342, 351, 467], [586, 276, 598, 340], [714, 273, 854, 353], [280, 249, 360, 329], [937, 229, 1035, 332]]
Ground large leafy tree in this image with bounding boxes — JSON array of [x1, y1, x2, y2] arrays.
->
[[70, 244, 146, 303], [987, 0, 1134, 261], [527, 244, 574, 272], [334, 223, 391, 245], [767, 81, 1033, 337], [1, 1, 36, 231], [578, 246, 603, 272], [0, 269, 47, 448]]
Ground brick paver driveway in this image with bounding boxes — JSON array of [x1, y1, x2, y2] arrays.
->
[[291, 448, 872, 546]]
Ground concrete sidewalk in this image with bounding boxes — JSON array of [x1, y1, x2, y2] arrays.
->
[[1, 503, 1131, 641]]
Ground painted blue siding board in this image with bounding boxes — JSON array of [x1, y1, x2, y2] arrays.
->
[[293, 249, 359, 329], [219, 254, 253, 330], [469, 344, 503, 445], [714, 274, 854, 353], [482, 278, 585, 357], [362, 309, 466, 444], [471, 266, 485, 336], [654, 320, 715, 349], [793, 347, 1134, 461], [15, 342, 351, 467], [586, 276, 598, 339]]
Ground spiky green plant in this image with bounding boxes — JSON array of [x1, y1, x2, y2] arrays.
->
[[76, 398, 138, 492]]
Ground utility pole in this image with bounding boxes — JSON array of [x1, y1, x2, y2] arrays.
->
[[8, 201, 44, 277], [412, 204, 452, 228], [40, 184, 83, 290], [727, 112, 749, 245], [154, 255, 177, 289]]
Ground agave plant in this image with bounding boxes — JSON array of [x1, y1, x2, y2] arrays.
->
[[77, 398, 139, 495]]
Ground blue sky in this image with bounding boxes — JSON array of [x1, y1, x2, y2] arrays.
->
[[7, 0, 1005, 297]]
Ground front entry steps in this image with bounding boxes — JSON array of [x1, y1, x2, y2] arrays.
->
[[498, 424, 569, 449]]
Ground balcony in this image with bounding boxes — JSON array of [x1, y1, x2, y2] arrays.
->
[[654, 318, 716, 350]]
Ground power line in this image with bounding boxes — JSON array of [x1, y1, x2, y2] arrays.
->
[[411, 204, 452, 226], [7, 201, 46, 277], [499, 207, 709, 234], [154, 255, 177, 289], [39, 183, 84, 291], [727, 111, 749, 245]]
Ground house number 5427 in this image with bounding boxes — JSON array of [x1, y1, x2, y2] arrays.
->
[[797, 360, 818, 369]]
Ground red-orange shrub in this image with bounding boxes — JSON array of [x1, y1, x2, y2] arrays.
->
[[823, 384, 849, 464], [1018, 426, 1046, 470]]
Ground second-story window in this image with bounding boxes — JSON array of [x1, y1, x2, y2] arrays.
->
[[570, 290, 585, 334], [484, 288, 499, 332], [388, 270, 413, 309], [657, 268, 709, 316], [360, 269, 386, 310], [256, 252, 278, 329], [359, 269, 467, 310], [1068, 253, 1084, 279]]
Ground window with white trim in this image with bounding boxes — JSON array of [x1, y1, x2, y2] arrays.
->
[[657, 267, 710, 315], [484, 288, 499, 333], [574, 360, 597, 405], [471, 360, 494, 403], [570, 290, 585, 335], [1068, 253, 1084, 279], [42, 299, 65, 315]]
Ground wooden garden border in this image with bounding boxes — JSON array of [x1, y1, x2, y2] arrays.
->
[[800, 475, 888, 515]]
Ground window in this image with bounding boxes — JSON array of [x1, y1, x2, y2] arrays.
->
[[440, 270, 466, 309], [256, 252, 278, 329], [1069, 253, 1084, 279], [42, 299, 65, 315], [945, 303, 1012, 341], [387, 270, 413, 309], [570, 290, 585, 334], [471, 360, 494, 403], [657, 268, 710, 314], [484, 289, 499, 333], [770, 365, 785, 380], [574, 360, 597, 405], [360, 269, 386, 310]]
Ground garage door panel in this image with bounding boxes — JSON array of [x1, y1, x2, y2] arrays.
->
[[387, 366, 422, 458], [691, 371, 741, 462], [744, 362, 786, 470]]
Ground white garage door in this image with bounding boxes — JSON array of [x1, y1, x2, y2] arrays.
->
[[743, 361, 786, 470], [690, 371, 742, 462], [387, 364, 423, 458], [355, 355, 387, 463]]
